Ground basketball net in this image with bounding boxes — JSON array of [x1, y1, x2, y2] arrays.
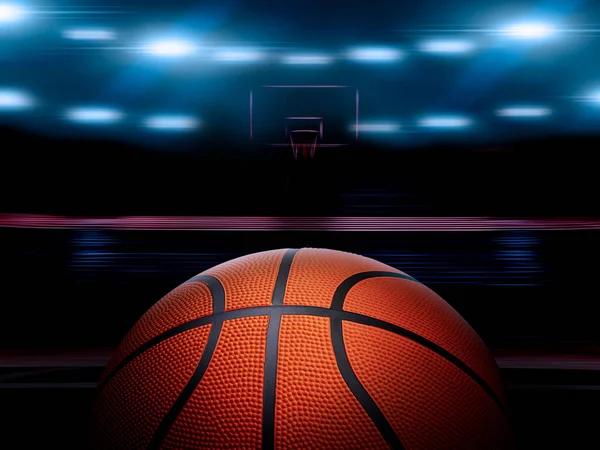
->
[[290, 130, 318, 160]]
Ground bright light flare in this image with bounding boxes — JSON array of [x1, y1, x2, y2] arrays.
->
[[281, 54, 333, 65], [350, 122, 401, 133], [582, 90, 600, 103], [0, 3, 24, 23], [143, 115, 199, 131], [496, 106, 552, 118], [62, 28, 116, 41], [144, 39, 197, 57], [346, 47, 403, 62], [213, 48, 266, 62], [0, 88, 34, 110], [418, 115, 473, 128], [501, 22, 556, 40], [418, 39, 475, 54], [65, 107, 123, 124]]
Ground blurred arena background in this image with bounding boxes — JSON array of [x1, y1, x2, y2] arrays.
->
[[1, 0, 600, 448]]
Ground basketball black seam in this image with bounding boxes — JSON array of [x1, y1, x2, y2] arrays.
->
[[331, 272, 414, 448], [97, 270, 507, 433], [331, 317, 406, 449], [263, 248, 299, 450], [146, 275, 225, 449], [97, 271, 416, 394], [98, 303, 507, 414], [146, 319, 223, 450], [330, 271, 418, 311], [96, 275, 224, 392]]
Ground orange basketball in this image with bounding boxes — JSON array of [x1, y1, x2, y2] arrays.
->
[[89, 248, 513, 449]]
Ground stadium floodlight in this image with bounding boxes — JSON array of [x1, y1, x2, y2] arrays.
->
[[501, 22, 556, 40], [0, 3, 24, 23], [418, 40, 475, 54], [0, 88, 34, 110], [143, 115, 199, 131], [281, 54, 333, 65], [213, 48, 266, 62], [345, 47, 404, 63], [65, 107, 123, 124], [496, 106, 552, 118], [144, 39, 197, 57], [350, 122, 401, 133], [62, 28, 116, 41], [582, 90, 600, 103], [418, 115, 473, 128]]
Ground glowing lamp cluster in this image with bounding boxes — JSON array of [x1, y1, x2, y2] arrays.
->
[[281, 54, 333, 65], [0, 89, 34, 110], [62, 28, 116, 41], [501, 22, 556, 40], [496, 107, 552, 118], [351, 122, 402, 133], [143, 115, 199, 131], [346, 47, 404, 63], [144, 39, 197, 57], [583, 91, 600, 104], [418, 116, 473, 129], [418, 40, 475, 54], [0, 3, 24, 23], [65, 107, 123, 124], [213, 48, 266, 62], [62, 108, 200, 132]]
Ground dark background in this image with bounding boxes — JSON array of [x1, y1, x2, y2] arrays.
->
[[2, 130, 600, 449], [2, 0, 600, 448]]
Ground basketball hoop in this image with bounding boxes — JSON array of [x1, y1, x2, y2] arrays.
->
[[289, 130, 319, 160]]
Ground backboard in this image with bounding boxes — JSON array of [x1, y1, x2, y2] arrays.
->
[[250, 85, 359, 150]]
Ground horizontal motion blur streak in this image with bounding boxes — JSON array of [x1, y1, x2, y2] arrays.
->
[[1, 215, 599, 231]]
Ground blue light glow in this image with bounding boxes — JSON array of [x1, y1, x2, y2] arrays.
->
[[351, 122, 401, 133], [345, 47, 404, 62], [0, 88, 34, 110], [582, 90, 600, 103], [65, 107, 123, 124], [143, 115, 199, 131], [62, 28, 116, 41], [496, 106, 552, 118], [144, 39, 197, 57], [500, 22, 556, 40], [213, 48, 267, 62], [418, 115, 473, 128], [418, 40, 475, 54], [281, 54, 333, 65], [0, 3, 25, 23]]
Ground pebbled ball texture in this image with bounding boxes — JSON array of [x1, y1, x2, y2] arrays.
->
[[89, 248, 513, 449]]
